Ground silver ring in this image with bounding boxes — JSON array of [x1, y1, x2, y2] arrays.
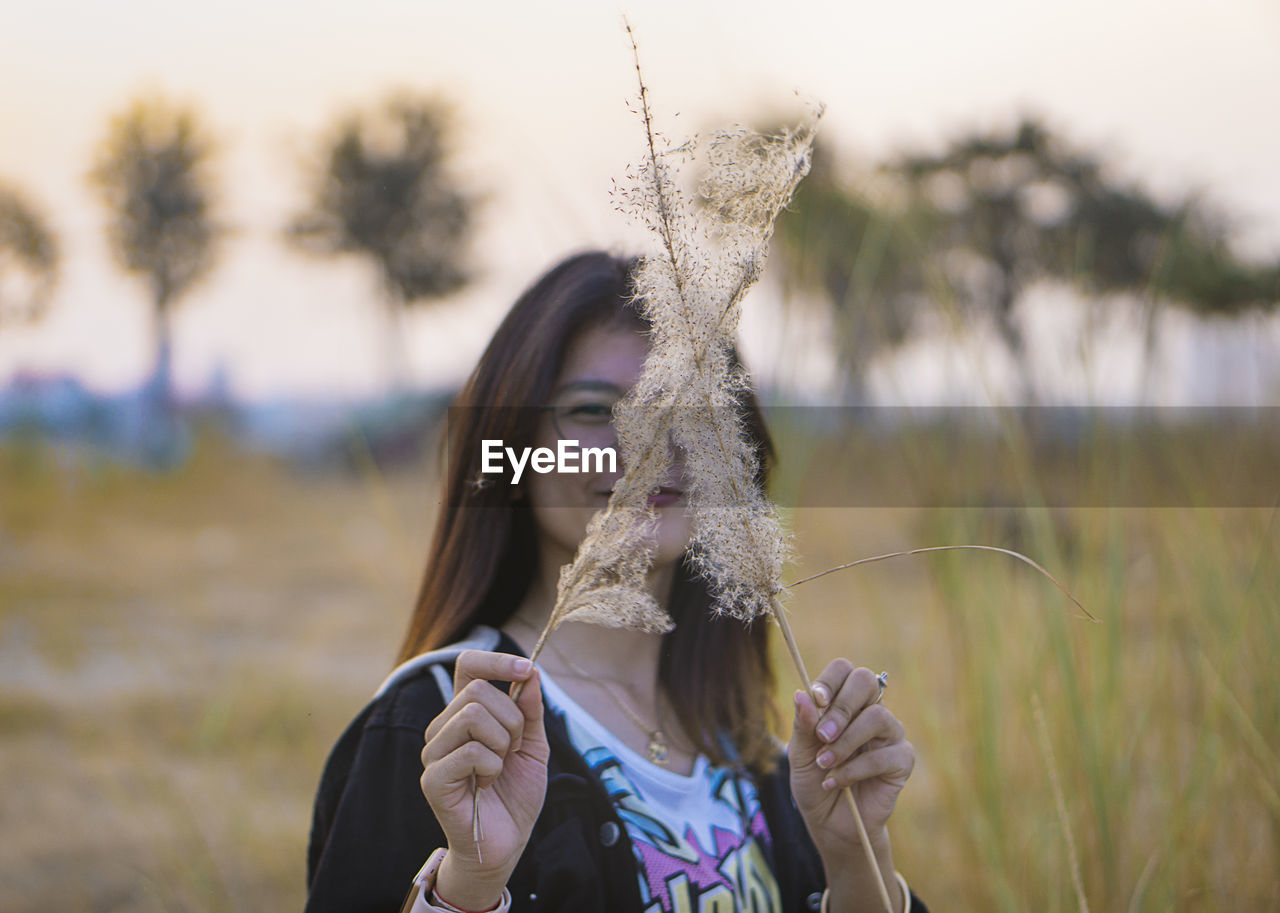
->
[[874, 671, 888, 704]]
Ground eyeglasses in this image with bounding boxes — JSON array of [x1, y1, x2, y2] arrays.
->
[[546, 383, 622, 450]]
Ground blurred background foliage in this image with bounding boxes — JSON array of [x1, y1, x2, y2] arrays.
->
[[772, 116, 1280, 401], [0, 183, 61, 327], [287, 92, 477, 390]]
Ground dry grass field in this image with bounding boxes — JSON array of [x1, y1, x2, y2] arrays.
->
[[2, 424, 1277, 911]]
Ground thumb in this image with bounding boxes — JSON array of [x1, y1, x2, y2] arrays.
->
[[788, 688, 827, 770], [513, 668, 550, 761]]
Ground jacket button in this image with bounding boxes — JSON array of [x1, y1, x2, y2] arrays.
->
[[806, 891, 824, 911], [599, 821, 621, 847]]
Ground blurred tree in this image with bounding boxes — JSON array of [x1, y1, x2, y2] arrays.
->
[[0, 182, 60, 327], [775, 118, 1280, 400], [772, 143, 940, 399], [288, 92, 476, 388], [89, 96, 222, 413]]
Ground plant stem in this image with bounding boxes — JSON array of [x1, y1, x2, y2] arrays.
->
[[785, 545, 1094, 621], [773, 596, 897, 913], [1033, 693, 1091, 913]]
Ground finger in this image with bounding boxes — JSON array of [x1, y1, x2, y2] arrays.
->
[[423, 740, 506, 795], [813, 704, 905, 773], [788, 688, 827, 767], [821, 741, 916, 791], [454, 650, 535, 695], [425, 678, 526, 749], [815, 665, 880, 745], [422, 697, 516, 767], [808, 658, 852, 711]]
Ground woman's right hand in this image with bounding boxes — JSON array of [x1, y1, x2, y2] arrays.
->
[[420, 650, 549, 909]]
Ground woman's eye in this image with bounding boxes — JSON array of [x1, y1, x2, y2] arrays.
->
[[562, 401, 615, 424]]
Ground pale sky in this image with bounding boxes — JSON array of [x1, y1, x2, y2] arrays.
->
[[2, 0, 1278, 402]]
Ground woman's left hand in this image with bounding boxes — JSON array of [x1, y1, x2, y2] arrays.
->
[[788, 660, 915, 858]]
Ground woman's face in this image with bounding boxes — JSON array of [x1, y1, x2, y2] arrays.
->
[[525, 322, 691, 572]]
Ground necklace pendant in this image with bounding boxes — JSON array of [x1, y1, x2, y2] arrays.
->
[[648, 732, 669, 765]]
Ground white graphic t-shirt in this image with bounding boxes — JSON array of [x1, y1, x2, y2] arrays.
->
[[539, 670, 782, 913]]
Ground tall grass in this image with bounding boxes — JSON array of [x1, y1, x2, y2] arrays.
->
[[0, 433, 432, 913], [779, 420, 1280, 911], [2, 421, 1276, 910]]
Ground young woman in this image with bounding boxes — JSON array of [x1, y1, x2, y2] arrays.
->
[[305, 251, 924, 913]]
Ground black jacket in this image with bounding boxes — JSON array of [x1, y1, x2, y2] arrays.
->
[[305, 627, 927, 913]]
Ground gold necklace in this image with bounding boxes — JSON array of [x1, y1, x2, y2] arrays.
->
[[512, 619, 671, 766], [547, 639, 671, 766]]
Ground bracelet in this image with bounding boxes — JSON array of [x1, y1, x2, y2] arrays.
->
[[819, 871, 912, 913], [430, 888, 510, 913], [398, 849, 512, 913]]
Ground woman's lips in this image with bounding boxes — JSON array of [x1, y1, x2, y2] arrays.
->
[[646, 487, 684, 508], [593, 486, 685, 507]]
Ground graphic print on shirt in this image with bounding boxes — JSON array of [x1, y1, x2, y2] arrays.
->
[[553, 706, 782, 913]]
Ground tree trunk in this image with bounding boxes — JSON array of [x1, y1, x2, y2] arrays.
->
[[151, 299, 174, 415], [384, 297, 410, 394], [1135, 292, 1164, 405], [141, 291, 181, 465]]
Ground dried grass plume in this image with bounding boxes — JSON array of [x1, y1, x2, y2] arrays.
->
[[518, 35, 821, 663]]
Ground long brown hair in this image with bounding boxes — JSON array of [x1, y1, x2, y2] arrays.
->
[[397, 250, 779, 773]]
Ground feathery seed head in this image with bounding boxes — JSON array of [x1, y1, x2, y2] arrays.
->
[[531, 53, 818, 645]]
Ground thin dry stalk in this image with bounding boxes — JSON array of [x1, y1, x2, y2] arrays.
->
[[1126, 851, 1159, 913], [1033, 692, 1091, 913], [786, 544, 1097, 622], [1196, 648, 1280, 781]]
